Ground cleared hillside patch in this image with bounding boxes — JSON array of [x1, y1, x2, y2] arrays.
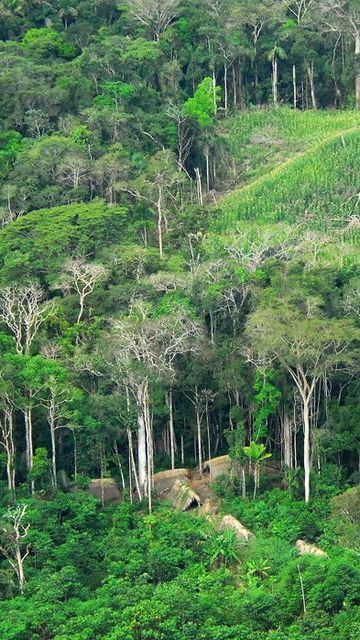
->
[[224, 107, 360, 185], [215, 128, 360, 239]]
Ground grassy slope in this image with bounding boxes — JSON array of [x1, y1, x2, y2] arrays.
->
[[216, 108, 360, 238]]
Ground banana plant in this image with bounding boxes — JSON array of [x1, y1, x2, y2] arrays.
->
[[243, 441, 272, 499]]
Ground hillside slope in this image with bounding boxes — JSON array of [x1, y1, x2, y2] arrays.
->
[[214, 114, 360, 241]]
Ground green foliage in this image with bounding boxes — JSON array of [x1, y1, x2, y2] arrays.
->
[[21, 28, 77, 59], [209, 528, 241, 567], [243, 442, 272, 464], [253, 369, 281, 440], [0, 201, 127, 283], [184, 77, 221, 127], [29, 448, 51, 487], [0, 131, 22, 179], [0, 2, 359, 636]]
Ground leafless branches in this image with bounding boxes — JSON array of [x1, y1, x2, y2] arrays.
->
[[58, 257, 108, 323], [0, 284, 53, 354], [127, 0, 180, 40]]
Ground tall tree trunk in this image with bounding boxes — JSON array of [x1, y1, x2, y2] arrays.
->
[[212, 67, 217, 114], [167, 388, 176, 470], [232, 63, 237, 108], [303, 399, 311, 503], [195, 168, 203, 204], [205, 397, 211, 465], [99, 443, 105, 509], [306, 61, 317, 109], [272, 56, 278, 105], [1, 407, 16, 501], [241, 467, 246, 499], [23, 404, 34, 494], [113, 439, 126, 492], [224, 64, 228, 115], [195, 389, 203, 475], [293, 64, 297, 109], [49, 405, 57, 490], [15, 546, 26, 595], [144, 388, 153, 513], [72, 428, 77, 481], [355, 30, 360, 109], [157, 186, 163, 259], [128, 429, 142, 500], [77, 295, 85, 323], [283, 412, 293, 469], [204, 146, 210, 192], [137, 408, 147, 497]]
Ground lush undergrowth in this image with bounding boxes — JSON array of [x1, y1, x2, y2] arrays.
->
[[0, 483, 359, 640]]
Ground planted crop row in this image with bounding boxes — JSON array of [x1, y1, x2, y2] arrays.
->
[[224, 107, 360, 184], [215, 130, 360, 239]]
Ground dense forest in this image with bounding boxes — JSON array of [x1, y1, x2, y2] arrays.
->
[[0, 1, 360, 638]]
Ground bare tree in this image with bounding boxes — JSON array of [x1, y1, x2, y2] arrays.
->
[[58, 258, 108, 323], [57, 153, 89, 189], [0, 396, 16, 501], [165, 104, 193, 174], [0, 283, 52, 355], [110, 311, 200, 510], [0, 505, 30, 594], [127, 0, 180, 40], [287, 0, 315, 24]]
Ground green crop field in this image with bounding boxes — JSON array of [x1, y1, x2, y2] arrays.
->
[[223, 107, 360, 185], [215, 110, 360, 241]]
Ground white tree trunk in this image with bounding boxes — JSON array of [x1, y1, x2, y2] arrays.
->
[[24, 405, 34, 494], [168, 388, 176, 470], [196, 397, 203, 475], [355, 31, 360, 109], [137, 410, 147, 496], [303, 399, 311, 503], [224, 64, 228, 115], [1, 408, 16, 500], [283, 413, 293, 469], [306, 61, 317, 109], [293, 64, 297, 109], [128, 429, 142, 500], [49, 408, 57, 490], [157, 186, 164, 258], [272, 56, 278, 105]]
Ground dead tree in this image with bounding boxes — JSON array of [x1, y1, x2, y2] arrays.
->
[[58, 257, 108, 323], [0, 283, 52, 355], [127, 0, 180, 40]]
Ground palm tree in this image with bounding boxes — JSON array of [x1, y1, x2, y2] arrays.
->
[[243, 441, 271, 499], [267, 44, 287, 105]]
